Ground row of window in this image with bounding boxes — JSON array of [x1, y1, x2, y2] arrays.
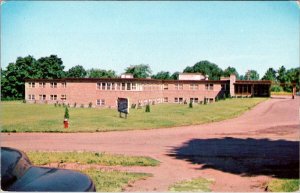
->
[[28, 94, 67, 100], [28, 82, 66, 88]]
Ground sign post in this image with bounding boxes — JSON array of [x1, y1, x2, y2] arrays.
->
[[117, 98, 129, 118]]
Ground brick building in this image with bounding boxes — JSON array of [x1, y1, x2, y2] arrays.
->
[[25, 74, 271, 108]]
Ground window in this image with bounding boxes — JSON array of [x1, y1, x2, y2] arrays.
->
[[101, 83, 106, 90], [61, 95, 67, 100], [190, 98, 199, 103], [116, 83, 121, 90], [97, 83, 101, 90], [96, 99, 105, 106], [164, 84, 168, 90], [107, 83, 111, 90], [122, 83, 126, 90], [190, 84, 198, 90], [39, 82, 45, 88], [50, 95, 57, 100], [29, 82, 35, 88], [39, 95, 46, 100], [179, 97, 183, 103], [127, 83, 131, 90], [62, 82, 67, 88], [132, 83, 136, 90], [50, 82, 57, 88], [205, 84, 214, 90], [175, 84, 183, 90], [28, 94, 35, 100], [164, 97, 168, 103]]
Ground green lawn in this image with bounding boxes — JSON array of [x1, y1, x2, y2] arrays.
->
[[268, 179, 299, 192], [169, 178, 214, 192], [1, 98, 267, 132], [26, 151, 159, 166], [84, 169, 150, 192], [26, 151, 154, 192]]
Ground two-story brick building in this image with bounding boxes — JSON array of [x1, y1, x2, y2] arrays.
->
[[25, 73, 271, 108]]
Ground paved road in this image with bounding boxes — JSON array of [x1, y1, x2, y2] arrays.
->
[[2, 97, 299, 192]]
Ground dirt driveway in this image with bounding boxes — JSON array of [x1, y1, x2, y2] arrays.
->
[[2, 97, 299, 192]]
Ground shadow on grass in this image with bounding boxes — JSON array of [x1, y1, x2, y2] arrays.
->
[[168, 137, 299, 179]]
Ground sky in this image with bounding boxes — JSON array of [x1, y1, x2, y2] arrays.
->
[[1, 1, 299, 77]]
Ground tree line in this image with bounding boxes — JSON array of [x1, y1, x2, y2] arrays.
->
[[1, 55, 299, 100]]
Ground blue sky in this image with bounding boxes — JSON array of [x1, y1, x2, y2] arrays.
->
[[1, 1, 299, 77]]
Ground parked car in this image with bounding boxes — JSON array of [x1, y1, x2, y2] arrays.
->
[[1, 147, 96, 191]]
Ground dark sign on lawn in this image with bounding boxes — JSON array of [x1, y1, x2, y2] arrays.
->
[[117, 98, 129, 118]]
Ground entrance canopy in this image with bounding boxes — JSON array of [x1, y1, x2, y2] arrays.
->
[[234, 80, 271, 97]]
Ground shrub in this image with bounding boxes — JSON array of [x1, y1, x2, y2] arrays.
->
[[54, 103, 57, 107], [131, 104, 136, 109], [88, 102, 93, 108], [145, 104, 150, 112], [80, 104, 84, 108], [189, 101, 193, 108], [64, 107, 69, 119], [215, 96, 219, 102], [73, 102, 77, 108], [227, 93, 231, 99], [58, 103, 61, 107], [22, 100, 26, 103], [204, 97, 207, 105], [271, 85, 284, 92]]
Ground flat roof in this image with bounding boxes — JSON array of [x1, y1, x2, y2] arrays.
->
[[25, 78, 230, 84], [234, 80, 271, 85]]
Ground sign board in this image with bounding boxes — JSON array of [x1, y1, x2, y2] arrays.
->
[[117, 98, 129, 115]]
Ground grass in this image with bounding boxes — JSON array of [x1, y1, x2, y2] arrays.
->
[[268, 179, 299, 192], [26, 151, 154, 192], [26, 151, 160, 166], [271, 91, 292, 95], [84, 169, 150, 192], [1, 98, 267, 132], [169, 178, 214, 192]]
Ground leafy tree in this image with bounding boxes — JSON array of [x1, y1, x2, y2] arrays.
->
[[285, 67, 299, 91], [223, 66, 239, 78], [66, 65, 87, 78], [151, 71, 171, 80], [244, 70, 259, 80], [183, 60, 223, 80], [277, 66, 288, 84], [170, 72, 180, 80], [125, 64, 152, 78], [262, 68, 277, 81], [64, 107, 70, 119], [87, 68, 117, 78], [36, 55, 65, 79], [1, 56, 39, 100]]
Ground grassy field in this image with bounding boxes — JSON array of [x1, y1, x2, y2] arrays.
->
[[169, 178, 214, 192], [84, 169, 150, 192], [268, 179, 299, 192], [1, 98, 267, 132], [26, 151, 154, 192], [26, 151, 159, 166], [271, 91, 293, 96]]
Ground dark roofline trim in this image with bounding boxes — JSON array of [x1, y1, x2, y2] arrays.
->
[[24, 78, 230, 84]]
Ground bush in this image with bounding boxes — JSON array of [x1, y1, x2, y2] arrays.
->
[[227, 93, 231, 99], [88, 102, 93, 108], [64, 107, 69, 119], [145, 104, 150, 112], [54, 103, 57, 107], [204, 97, 207, 105], [73, 102, 77, 108], [189, 101, 193, 108], [80, 104, 84, 108], [271, 85, 284, 92], [215, 96, 219, 102], [131, 104, 136, 109], [22, 100, 26, 103]]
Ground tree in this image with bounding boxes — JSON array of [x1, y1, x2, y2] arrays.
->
[[125, 64, 152, 78], [64, 107, 70, 119], [262, 68, 277, 81], [223, 66, 239, 78], [36, 55, 65, 79], [277, 66, 288, 84], [285, 67, 300, 92], [183, 60, 223, 80], [151, 71, 171, 80], [87, 68, 117, 78], [170, 72, 180, 80], [244, 70, 259, 80], [66, 65, 87, 78], [1, 56, 39, 100]]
